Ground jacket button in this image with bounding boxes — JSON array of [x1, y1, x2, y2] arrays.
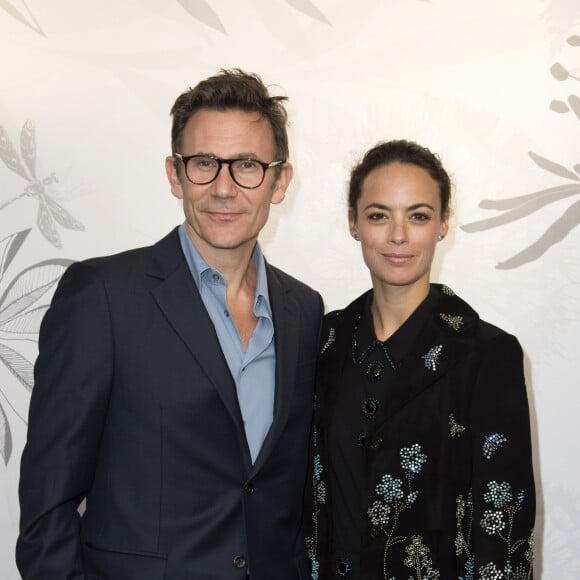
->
[[244, 484, 255, 496], [233, 555, 247, 569], [362, 398, 379, 419], [370, 437, 384, 449], [335, 557, 352, 577]]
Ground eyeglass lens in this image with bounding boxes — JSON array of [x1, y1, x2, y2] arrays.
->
[[186, 156, 265, 188]]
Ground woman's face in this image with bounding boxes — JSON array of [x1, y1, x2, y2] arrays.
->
[[349, 162, 448, 293]]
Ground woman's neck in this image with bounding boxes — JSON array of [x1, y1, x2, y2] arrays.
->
[[370, 280, 430, 341]]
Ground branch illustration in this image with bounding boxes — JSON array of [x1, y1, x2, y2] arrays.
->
[[497, 199, 580, 269], [461, 35, 578, 269], [461, 184, 580, 232]]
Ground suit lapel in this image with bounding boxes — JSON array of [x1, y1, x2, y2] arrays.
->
[[147, 229, 245, 435], [251, 265, 300, 473]]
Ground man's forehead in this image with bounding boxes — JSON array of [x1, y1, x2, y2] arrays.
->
[[181, 109, 275, 153]]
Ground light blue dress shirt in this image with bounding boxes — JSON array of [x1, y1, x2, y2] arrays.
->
[[178, 224, 275, 464]]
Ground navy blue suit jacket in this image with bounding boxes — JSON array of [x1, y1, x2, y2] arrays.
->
[[17, 228, 323, 580]]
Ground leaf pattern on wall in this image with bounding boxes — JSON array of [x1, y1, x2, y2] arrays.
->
[[0, 229, 30, 283], [0, 0, 44, 35], [176, 0, 226, 33], [461, 35, 579, 269], [0, 228, 75, 460], [0, 305, 48, 333], [0, 402, 11, 465], [0, 343, 33, 390], [285, 0, 330, 24], [0, 260, 71, 323], [174, 0, 331, 32]]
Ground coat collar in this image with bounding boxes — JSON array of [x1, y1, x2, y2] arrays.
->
[[319, 284, 479, 422], [146, 228, 301, 472]]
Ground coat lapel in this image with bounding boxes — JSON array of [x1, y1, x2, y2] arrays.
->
[[320, 285, 478, 424], [381, 285, 478, 420], [146, 229, 245, 436], [251, 265, 301, 473]]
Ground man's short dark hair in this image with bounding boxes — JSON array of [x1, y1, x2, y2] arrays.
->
[[170, 69, 289, 166]]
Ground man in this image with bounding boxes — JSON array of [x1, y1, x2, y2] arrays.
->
[[17, 69, 323, 580]]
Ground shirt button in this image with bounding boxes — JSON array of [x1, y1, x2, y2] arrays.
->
[[233, 555, 247, 569], [212, 273, 219, 282], [244, 484, 255, 496]]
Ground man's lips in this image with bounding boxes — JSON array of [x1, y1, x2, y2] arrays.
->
[[205, 211, 243, 221]]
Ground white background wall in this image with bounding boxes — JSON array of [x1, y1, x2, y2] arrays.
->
[[0, 1, 578, 577]]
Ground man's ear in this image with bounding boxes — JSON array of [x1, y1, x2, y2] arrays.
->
[[165, 156, 184, 200], [270, 162, 293, 205]]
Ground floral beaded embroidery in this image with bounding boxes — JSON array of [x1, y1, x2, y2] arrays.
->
[[483, 433, 507, 459], [367, 444, 439, 579], [404, 536, 441, 579], [421, 345, 443, 371], [449, 414, 466, 438], [306, 433, 326, 580], [455, 483, 534, 579], [441, 284, 455, 296], [439, 312, 464, 331], [320, 327, 336, 355]]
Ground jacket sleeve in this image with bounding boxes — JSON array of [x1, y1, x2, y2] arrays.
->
[[458, 332, 535, 578], [16, 261, 114, 580]]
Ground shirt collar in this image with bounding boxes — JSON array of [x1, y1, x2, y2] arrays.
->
[[360, 287, 438, 363], [178, 223, 272, 317]]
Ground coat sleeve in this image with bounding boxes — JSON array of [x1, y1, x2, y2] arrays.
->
[[458, 332, 535, 578], [16, 261, 114, 580]]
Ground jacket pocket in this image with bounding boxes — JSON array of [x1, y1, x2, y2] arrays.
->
[[83, 542, 166, 580]]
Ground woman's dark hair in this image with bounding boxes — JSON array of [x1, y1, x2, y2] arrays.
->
[[348, 140, 451, 217], [170, 68, 289, 169]]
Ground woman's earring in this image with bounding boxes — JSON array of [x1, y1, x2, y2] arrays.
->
[[352, 233, 360, 241], [437, 234, 445, 241]]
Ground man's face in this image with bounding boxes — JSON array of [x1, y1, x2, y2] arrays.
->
[[165, 108, 292, 260]]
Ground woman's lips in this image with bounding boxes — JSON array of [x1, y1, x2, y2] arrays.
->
[[382, 253, 414, 264]]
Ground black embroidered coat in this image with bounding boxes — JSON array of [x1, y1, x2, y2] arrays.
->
[[305, 284, 535, 580]]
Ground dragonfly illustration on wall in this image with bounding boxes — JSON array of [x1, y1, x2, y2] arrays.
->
[[0, 120, 85, 248], [461, 35, 579, 269]]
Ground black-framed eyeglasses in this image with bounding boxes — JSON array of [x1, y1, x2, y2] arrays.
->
[[174, 153, 285, 189]]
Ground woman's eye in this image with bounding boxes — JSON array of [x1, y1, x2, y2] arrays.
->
[[368, 213, 386, 221], [411, 213, 430, 222]]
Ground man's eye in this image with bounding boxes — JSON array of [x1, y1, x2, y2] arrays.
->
[[237, 160, 260, 171], [193, 157, 217, 169]]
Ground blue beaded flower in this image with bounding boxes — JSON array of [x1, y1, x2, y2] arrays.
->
[[483, 481, 513, 509], [400, 443, 427, 474], [375, 474, 404, 503]]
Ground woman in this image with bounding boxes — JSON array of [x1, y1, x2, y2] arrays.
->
[[305, 140, 535, 579]]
